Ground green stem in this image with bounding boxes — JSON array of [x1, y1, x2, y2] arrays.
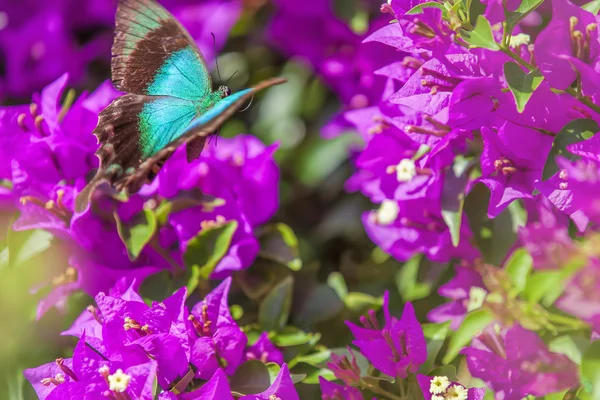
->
[[499, 46, 535, 70], [149, 238, 184, 276], [397, 378, 407, 398], [360, 381, 403, 400], [565, 87, 600, 114], [546, 311, 589, 330]]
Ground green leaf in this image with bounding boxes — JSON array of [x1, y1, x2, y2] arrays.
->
[[7, 228, 53, 268], [504, 62, 544, 113], [230, 304, 244, 320], [505, 0, 544, 30], [229, 360, 272, 396], [154, 200, 173, 226], [420, 322, 451, 373], [582, 341, 600, 399], [304, 368, 335, 384], [583, 0, 600, 14], [422, 321, 451, 340], [259, 276, 294, 331], [115, 209, 157, 260], [265, 362, 280, 383], [504, 247, 533, 295], [443, 309, 494, 364], [549, 334, 589, 364], [343, 292, 383, 313], [183, 220, 238, 290], [523, 270, 565, 305], [327, 272, 348, 299], [271, 326, 319, 346], [544, 391, 569, 400], [458, 15, 499, 49], [258, 223, 302, 270], [441, 156, 472, 247], [508, 200, 527, 232], [405, 1, 445, 14], [395, 254, 431, 301], [292, 350, 333, 367], [542, 118, 600, 181]]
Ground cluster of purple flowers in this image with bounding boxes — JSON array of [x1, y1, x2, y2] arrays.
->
[[24, 277, 298, 399], [268, 0, 600, 398], [272, 0, 600, 263], [0, 71, 280, 318], [0, 0, 240, 99], [11, 0, 600, 398]]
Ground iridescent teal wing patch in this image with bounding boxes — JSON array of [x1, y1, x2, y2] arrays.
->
[[111, 0, 211, 99], [74, 0, 288, 213]]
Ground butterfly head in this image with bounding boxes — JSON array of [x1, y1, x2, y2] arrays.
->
[[218, 85, 232, 98]]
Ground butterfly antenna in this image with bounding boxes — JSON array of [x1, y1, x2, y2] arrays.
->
[[211, 32, 222, 82], [239, 95, 254, 113], [225, 70, 238, 87]]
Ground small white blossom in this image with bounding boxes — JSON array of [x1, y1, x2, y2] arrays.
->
[[432, 396, 445, 400], [430, 376, 451, 394], [376, 200, 400, 225], [395, 159, 417, 182], [108, 369, 131, 393], [466, 286, 487, 312], [445, 385, 468, 400], [509, 33, 531, 48]]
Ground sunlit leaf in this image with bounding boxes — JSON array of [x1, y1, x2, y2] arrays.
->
[[504, 247, 532, 295], [583, 0, 600, 14], [443, 309, 493, 364], [114, 209, 157, 261], [271, 326, 318, 347], [542, 119, 599, 181], [259, 223, 302, 270], [505, 0, 544, 30], [582, 341, 600, 399], [458, 15, 499, 50], [395, 254, 431, 301], [504, 62, 544, 113], [405, 1, 445, 14], [183, 220, 238, 291]]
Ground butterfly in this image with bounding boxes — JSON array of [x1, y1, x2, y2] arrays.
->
[[75, 0, 286, 213]]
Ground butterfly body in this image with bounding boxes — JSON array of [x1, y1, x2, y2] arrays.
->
[[75, 0, 286, 212]]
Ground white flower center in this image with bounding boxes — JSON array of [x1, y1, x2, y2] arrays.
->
[[108, 369, 132, 393], [445, 385, 468, 400], [375, 200, 400, 225], [430, 376, 451, 394], [395, 159, 416, 182], [466, 286, 487, 312], [509, 33, 531, 48]]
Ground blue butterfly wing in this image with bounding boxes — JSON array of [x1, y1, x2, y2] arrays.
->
[[112, 0, 211, 100]]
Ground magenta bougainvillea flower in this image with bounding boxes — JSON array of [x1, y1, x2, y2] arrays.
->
[[24, 334, 157, 400], [239, 364, 299, 400], [245, 332, 284, 365], [189, 277, 247, 379], [462, 325, 579, 399], [347, 293, 427, 378], [319, 377, 364, 400]]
